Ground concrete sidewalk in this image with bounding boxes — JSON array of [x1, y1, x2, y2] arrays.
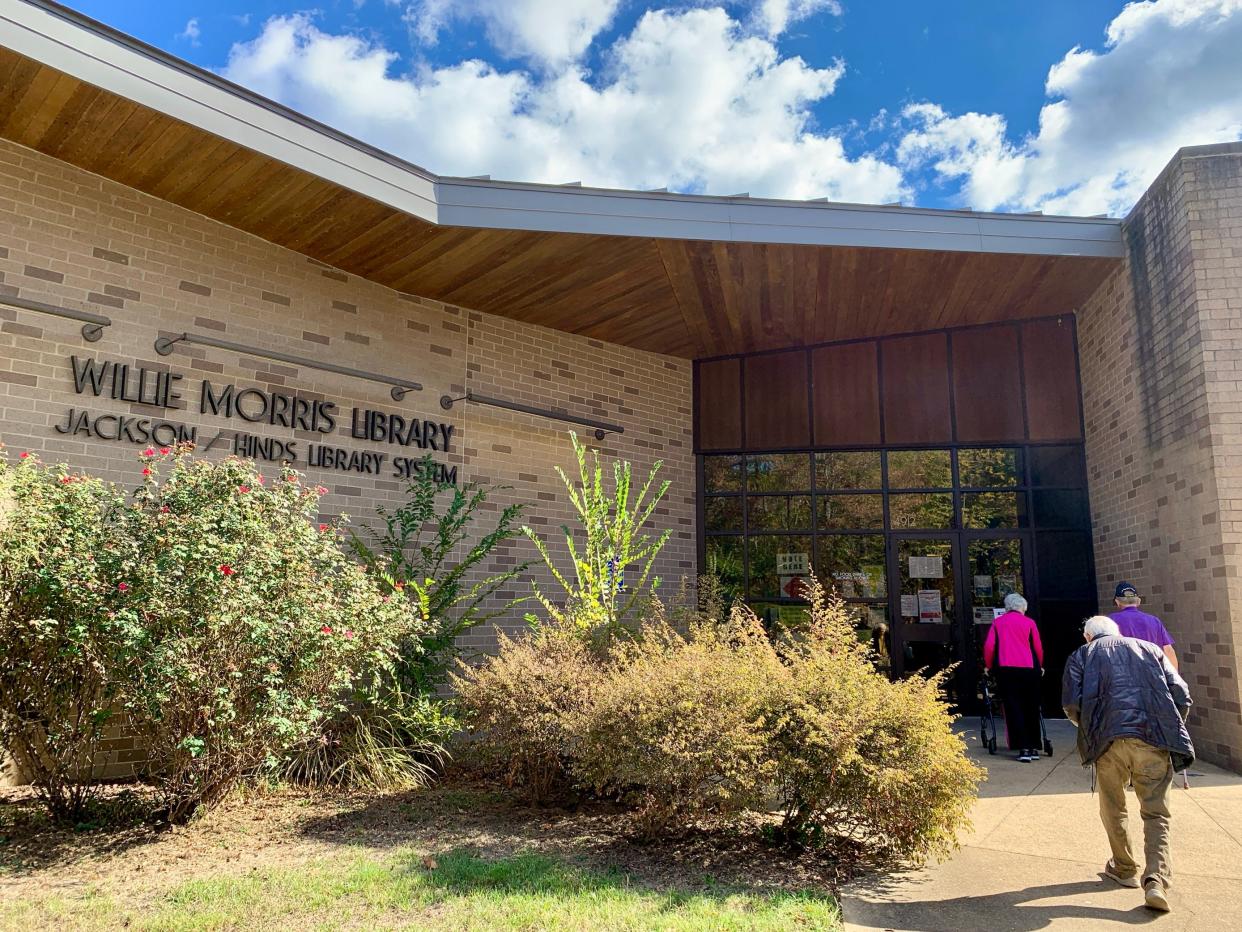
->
[[841, 720, 1242, 931]]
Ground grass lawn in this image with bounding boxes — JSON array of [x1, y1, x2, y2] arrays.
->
[[2, 848, 837, 931], [0, 785, 842, 931]]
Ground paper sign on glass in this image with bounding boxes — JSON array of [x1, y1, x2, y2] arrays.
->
[[900, 594, 918, 617], [917, 589, 943, 622], [908, 556, 944, 579]]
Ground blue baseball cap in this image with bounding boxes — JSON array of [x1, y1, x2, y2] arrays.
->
[[1114, 581, 1138, 598]]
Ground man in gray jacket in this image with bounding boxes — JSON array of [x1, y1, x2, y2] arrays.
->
[[1062, 615, 1194, 914]]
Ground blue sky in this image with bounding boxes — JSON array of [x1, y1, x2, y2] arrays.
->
[[65, 0, 1242, 215]]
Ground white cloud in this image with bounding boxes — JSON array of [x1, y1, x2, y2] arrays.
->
[[898, 0, 1242, 216], [753, 0, 842, 38], [177, 17, 201, 46], [407, 0, 622, 68], [222, 8, 907, 203]]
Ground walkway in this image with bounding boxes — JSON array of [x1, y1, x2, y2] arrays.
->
[[841, 720, 1242, 931]]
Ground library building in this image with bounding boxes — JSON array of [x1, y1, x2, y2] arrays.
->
[[1, 1, 1241, 769]]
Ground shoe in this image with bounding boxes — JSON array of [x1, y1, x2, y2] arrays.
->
[[1017, 751, 1033, 762], [1144, 879, 1170, 912], [1103, 860, 1140, 888]]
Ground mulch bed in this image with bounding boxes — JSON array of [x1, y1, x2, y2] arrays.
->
[[0, 774, 859, 907]]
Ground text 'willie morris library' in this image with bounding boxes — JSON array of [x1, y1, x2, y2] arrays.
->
[[1, 1, 1241, 769]]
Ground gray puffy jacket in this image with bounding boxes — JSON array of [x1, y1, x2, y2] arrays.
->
[[1062, 634, 1194, 772]]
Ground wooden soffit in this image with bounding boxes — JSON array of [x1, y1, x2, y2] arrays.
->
[[0, 2, 1123, 359]]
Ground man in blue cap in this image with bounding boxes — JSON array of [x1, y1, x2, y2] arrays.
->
[[1110, 582, 1178, 671]]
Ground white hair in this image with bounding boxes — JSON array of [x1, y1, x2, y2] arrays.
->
[[1084, 615, 1121, 640], [1003, 592, 1028, 613]]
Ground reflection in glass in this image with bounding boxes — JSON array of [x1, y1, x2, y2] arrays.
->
[[958, 448, 1022, 488], [704, 536, 744, 599], [748, 495, 812, 530], [817, 494, 883, 529], [748, 535, 812, 600], [889, 492, 954, 529], [895, 537, 955, 627], [887, 449, 952, 489], [815, 451, 882, 490], [750, 601, 809, 630], [746, 454, 811, 492], [703, 456, 744, 493], [815, 534, 887, 599], [704, 495, 743, 532], [962, 492, 1028, 529], [966, 538, 1024, 627]]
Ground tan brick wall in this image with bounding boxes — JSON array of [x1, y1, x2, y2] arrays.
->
[[1079, 143, 1242, 771], [0, 137, 695, 779]]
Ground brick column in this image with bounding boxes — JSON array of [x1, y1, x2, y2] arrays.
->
[[1078, 142, 1242, 771]]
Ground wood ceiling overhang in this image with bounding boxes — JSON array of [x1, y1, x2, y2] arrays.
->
[[0, 0, 1124, 360]]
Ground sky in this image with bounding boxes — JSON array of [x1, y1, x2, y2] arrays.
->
[[65, 0, 1242, 216]]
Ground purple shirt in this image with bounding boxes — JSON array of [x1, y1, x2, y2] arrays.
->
[[1110, 606, 1174, 648]]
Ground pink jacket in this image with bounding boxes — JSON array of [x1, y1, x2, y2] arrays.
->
[[983, 611, 1044, 669]]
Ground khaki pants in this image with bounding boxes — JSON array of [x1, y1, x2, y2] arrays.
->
[[1096, 737, 1173, 887]]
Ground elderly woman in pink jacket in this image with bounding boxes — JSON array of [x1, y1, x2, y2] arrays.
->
[[984, 593, 1045, 762]]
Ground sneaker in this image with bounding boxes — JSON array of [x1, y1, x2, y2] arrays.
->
[[1017, 751, 1033, 762], [1144, 879, 1170, 912], [1103, 860, 1140, 888]]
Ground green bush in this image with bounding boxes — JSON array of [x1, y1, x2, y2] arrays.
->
[[0, 452, 134, 820], [118, 448, 419, 823], [568, 608, 780, 837], [452, 625, 598, 804]]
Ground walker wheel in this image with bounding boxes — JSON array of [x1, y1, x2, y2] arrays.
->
[[988, 734, 997, 755], [1043, 739, 1054, 756]]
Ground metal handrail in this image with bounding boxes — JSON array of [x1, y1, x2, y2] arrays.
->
[[154, 332, 422, 400], [1, 295, 111, 341], [440, 389, 624, 440]]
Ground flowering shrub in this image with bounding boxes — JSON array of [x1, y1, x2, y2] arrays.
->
[[0, 452, 134, 819], [118, 448, 420, 823]]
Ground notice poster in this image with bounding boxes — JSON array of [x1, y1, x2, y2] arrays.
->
[[998, 575, 1018, 598], [777, 552, 810, 577], [973, 574, 994, 597], [917, 589, 943, 623], [908, 555, 944, 579], [900, 594, 918, 617], [779, 576, 807, 599]]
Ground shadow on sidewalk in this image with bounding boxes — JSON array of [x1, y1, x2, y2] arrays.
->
[[846, 877, 1163, 931]]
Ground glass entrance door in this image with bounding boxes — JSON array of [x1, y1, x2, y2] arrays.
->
[[962, 533, 1032, 693], [890, 536, 963, 704]]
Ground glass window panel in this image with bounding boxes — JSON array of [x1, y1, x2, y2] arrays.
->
[[704, 536, 745, 600], [1029, 446, 1085, 487], [888, 492, 955, 529], [814, 451, 882, 490], [703, 455, 743, 493], [750, 602, 809, 630], [817, 494, 883, 529], [958, 448, 1023, 488], [1033, 489, 1089, 527], [748, 535, 812, 600], [886, 449, 952, 489], [814, 534, 887, 599], [704, 495, 743, 532], [962, 491, 1029, 529], [746, 453, 811, 492], [747, 495, 812, 530], [1036, 531, 1092, 597]]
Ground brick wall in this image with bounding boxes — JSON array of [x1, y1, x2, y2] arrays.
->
[[1079, 142, 1242, 771], [0, 137, 695, 779]]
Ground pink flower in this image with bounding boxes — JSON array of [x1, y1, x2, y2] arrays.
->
[[286, 475, 298, 484], [318, 523, 329, 532], [141, 447, 155, 457], [255, 475, 266, 485], [60, 476, 74, 484], [320, 625, 332, 634], [18, 452, 29, 459], [159, 504, 170, 513], [343, 629, 354, 640], [219, 564, 235, 577], [315, 485, 329, 496], [141, 468, 151, 476], [238, 485, 251, 494], [117, 582, 129, 592], [160, 447, 171, 455]]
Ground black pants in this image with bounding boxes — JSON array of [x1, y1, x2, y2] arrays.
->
[[995, 666, 1042, 751]]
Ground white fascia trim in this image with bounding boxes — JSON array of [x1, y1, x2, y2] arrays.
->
[[1, 0, 1124, 259]]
